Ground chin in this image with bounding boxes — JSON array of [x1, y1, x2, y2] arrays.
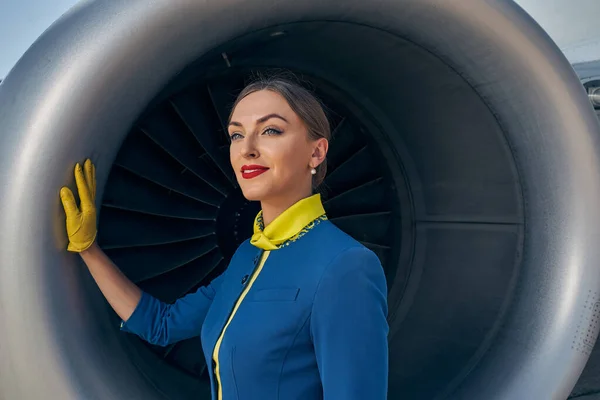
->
[[241, 193, 263, 202], [239, 186, 269, 202]]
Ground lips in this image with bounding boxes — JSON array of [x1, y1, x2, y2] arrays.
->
[[241, 164, 269, 179]]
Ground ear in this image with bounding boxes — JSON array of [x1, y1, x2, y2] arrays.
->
[[310, 137, 329, 168]]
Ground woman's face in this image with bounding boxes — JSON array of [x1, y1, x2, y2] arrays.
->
[[228, 89, 325, 203]]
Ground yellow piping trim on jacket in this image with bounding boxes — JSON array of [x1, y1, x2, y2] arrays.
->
[[212, 251, 271, 400]]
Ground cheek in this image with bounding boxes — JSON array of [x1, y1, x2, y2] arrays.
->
[[230, 147, 246, 184], [230, 144, 242, 169], [270, 146, 308, 179], [229, 144, 235, 163]]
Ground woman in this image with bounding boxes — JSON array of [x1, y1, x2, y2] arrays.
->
[[59, 76, 389, 399]]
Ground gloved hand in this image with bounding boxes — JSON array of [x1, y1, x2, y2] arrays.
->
[[59, 159, 97, 252]]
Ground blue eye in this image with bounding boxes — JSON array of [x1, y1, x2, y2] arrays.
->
[[263, 127, 282, 136], [229, 133, 243, 141]]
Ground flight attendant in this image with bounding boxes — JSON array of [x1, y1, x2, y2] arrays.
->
[[59, 75, 389, 399]]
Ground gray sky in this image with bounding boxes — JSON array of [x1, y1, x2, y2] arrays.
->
[[0, 0, 79, 78], [1, 0, 600, 78], [515, 0, 600, 63]]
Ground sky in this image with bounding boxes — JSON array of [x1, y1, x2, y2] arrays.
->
[[0, 0, 80, 78], [1, 0, 600, 79], [516, 0, 600, 63]]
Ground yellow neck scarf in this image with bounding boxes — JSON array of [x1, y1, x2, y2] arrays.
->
[[250, 194, 326, 250]]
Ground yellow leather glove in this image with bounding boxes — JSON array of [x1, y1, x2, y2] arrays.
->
[[59, 159, 97, 252]]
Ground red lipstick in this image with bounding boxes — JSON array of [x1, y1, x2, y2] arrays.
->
[[241, 164, 269, 179]]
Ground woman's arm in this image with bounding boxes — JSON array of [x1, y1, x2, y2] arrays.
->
[[60, 159, 222, 346], [80, 241, 225, 346], [310, 246, 389, 399], [118, 267, 226, 346], [79, 241, 225, 346], [60, 160, 142, 322], [80, 243, 141, 321]]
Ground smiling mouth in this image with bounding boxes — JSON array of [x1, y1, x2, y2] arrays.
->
[[241, 167, 269, 179]]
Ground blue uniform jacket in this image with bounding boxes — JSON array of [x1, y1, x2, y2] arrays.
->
[[121, 203, 389, 399]]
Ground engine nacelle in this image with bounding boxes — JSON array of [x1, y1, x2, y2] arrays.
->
[[1, 1, 600, 399]]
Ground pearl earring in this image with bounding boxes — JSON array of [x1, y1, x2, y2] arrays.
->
[[310, 168, 317, 175]]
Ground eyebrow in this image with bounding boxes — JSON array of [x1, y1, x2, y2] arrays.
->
[[228, 113, 288, 127]]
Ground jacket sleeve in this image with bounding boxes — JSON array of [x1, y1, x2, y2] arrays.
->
[[119, 271, 226, 347], [310, 246, 389, 399]]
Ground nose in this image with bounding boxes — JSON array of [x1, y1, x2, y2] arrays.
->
[[240, 136, 259, 159]]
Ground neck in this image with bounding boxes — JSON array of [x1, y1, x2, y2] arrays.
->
[[260, 188, 313, 226]]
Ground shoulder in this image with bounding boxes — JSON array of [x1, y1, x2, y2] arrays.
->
[[284, 220, 384, 280], [312, 220, 384, 272], [223, 239, 257, 273], [320, 245, 385, 286], [230, 238, 259, 260], [310, 240, 389, 323], [310, 221, 387, 293], [303, 219, 372, 256]]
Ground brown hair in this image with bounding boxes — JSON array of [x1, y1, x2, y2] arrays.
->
[[228, 73, 331, 189]]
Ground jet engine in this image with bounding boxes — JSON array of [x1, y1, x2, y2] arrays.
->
[[1, 0, 600, 399]]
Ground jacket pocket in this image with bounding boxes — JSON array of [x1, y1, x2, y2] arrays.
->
[[247, 287, 300, 302]]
